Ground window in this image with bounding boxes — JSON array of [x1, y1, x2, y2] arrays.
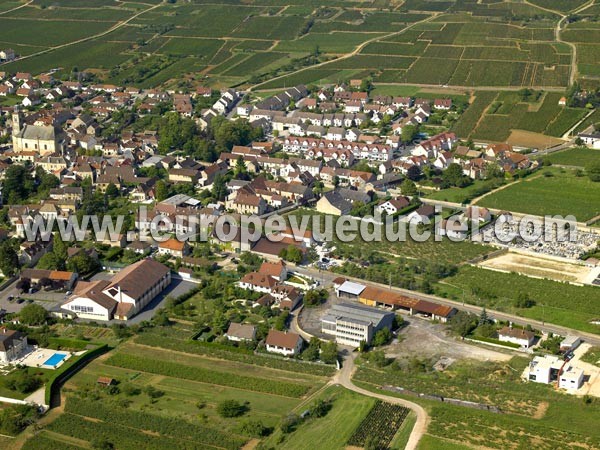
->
[[71, 305, 93, 313]]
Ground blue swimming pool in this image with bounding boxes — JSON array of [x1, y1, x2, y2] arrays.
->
[[43, 353, 67, 367]]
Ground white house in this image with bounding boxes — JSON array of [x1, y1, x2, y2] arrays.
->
[[526, 355, 563, 384], [559, 366, 584, 390], [225, 323, 257, 342], [578, 132, 600, 149], [265, 330, 303, 356], [498, 326, 535, 348]]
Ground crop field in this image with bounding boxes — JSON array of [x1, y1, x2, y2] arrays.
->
[[347, 401, 410, 449], [452, 91, 587, 142], [22, 335, 332, 449], [437, 264, 600, 333], [2, 0, 598, 90], [476, 168, 600, 221]]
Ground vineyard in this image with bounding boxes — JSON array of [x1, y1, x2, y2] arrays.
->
[[347, 401, 410, 449], [105, 352, 310, 397]]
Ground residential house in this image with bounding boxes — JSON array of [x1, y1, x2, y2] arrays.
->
[[265, 330, 303, 356]]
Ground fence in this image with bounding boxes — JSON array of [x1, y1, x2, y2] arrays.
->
[[382, 385, 502, 413]]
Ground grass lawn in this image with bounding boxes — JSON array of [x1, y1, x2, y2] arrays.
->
[[426, 178, 505, 204], [581, 346, 600, 367], [476, 168, 600, 221], [436, 265, 600, 333], [260, 385, 376, 450], [542, 146, 600, 167], [418, 435, 473, 450]]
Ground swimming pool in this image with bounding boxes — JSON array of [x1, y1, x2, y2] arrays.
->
[[43, 353, 68, 367]]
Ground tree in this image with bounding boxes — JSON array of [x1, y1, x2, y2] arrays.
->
[[217, 400, 247, 418], [513, 292, 536, 308], [302, 337, 320, 361], [311, 399, 332, 418], [36, 252, 60, 270], [3, 165, 32, 203], [406, 164, 422, 181], [279, 245, 302, 264], [400, 179, 417, 196], [212, 174, 227, 201], [91, 439, 114, 450], [279, 414, 300, 433], [372, 327, 392, 346], [588, 161, 600, 182], [52, 234, 68, 263], [443, 163, 469, 187], [155, 180, 169, 201], [401, 124, 418, 143], [16, 278, 30, 293], [238, 419, 271, 437], [67, 252, 99, 275], [304, 289, 328, 307], [479, 307, 490, 326], [19, 304, 48, 325], [319, 341, 338, 364], [105, 182, 119, 199], [449, 311, 476, 338], [0, 240, 19, 276]]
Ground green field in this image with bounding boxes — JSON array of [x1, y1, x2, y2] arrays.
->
[[543, 147, 600, 167], [437, 265, 600, 333], [476, 168, 600, 221]]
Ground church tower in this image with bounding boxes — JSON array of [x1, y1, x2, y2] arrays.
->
[[12, 105, 23, 136]]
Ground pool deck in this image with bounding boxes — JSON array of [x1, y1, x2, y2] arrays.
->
[[17, 348, 71, 370]]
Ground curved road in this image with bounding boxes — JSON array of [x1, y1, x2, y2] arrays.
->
[[332, 351, 429, 450]]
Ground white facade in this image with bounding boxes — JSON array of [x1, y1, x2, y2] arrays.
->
[[559, 366, 584, 390]]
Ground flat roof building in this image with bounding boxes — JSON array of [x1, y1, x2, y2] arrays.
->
[[322, 302, 395, 347]]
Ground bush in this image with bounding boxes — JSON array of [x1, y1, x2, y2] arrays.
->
[[216, 400, 248, 418]]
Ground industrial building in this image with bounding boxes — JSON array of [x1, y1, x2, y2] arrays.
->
[[322, 302, 395, 347]]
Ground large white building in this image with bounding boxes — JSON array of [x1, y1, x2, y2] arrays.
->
[[62, 259, 171, 321], [322, 302, 395, 347]]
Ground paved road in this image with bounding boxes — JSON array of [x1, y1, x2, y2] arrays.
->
[[332, 350, 429, 450], [292, 265, 600, 346]]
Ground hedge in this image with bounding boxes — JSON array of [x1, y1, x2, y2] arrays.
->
[[45, 344, 109, 406]]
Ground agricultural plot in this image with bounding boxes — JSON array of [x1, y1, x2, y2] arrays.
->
[[477, 168, 600, 221], [260, 386, 377, 450], [347, 401, 410, 449], [458, 91, 586, 141], [3, 0, 597, 89], [0, 19, 113, 47]]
